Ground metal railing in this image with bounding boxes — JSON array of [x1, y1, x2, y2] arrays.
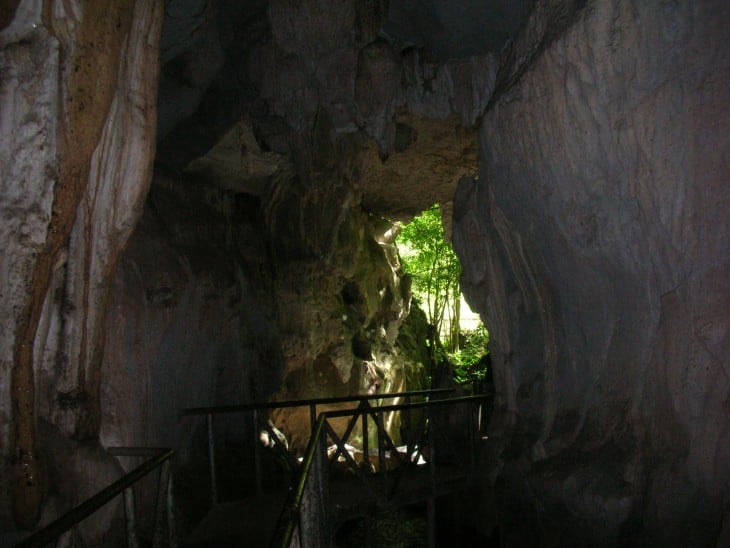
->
[[15, 447, 176, 548], [182, 388, 455, 503], [272, 413, 329, 548], [271, 393, 492, 548]]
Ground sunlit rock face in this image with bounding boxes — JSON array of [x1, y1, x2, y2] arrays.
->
[[264, 175, 427, 451], [453, 1, 730, 545]]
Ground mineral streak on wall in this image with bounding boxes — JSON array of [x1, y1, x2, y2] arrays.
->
[[0, 0, 163, 530]]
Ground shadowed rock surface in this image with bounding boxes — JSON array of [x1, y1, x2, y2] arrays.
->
[[453, 2, 730, 544], [0, 0, 728, 546]]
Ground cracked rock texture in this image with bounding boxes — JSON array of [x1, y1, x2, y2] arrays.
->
[[453, 0, 730, 545]]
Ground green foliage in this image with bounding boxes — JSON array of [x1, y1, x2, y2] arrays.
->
[[446, 325, 490, 384], [396, 204, 490, 387], [397, 204, 461, 349]]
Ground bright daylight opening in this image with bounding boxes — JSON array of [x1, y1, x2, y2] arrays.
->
[[395, 204, 490, 387]]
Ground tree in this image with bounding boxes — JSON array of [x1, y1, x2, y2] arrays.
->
[[397, 204, 491, 389], [396, 204, 461, 351]]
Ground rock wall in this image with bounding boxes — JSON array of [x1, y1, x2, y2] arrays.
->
[[100, 172, 282, 460], [453, 1, 730, 545], [264, 173, 424, 451], [152, 0, 501, 452], [0, 0, 163, 531], [5, 0, 726, 544], [248, 0, 492, 217]]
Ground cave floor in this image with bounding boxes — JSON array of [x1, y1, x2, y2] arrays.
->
[[182, 464, 469, 546]]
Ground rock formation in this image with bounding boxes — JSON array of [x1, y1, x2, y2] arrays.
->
[[1, 0, 163, 532], [0, 0, 728, 545], [453, 1, 730, 545]]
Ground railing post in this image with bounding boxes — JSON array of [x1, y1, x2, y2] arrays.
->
[[477, 398, 483, 433], [166, 467, 178, 548], [309, 404, 317, 433], [153, 461, 169, 548], [253, 410, 263, 494], [123, 487, 139, 548], [468, 400, 476, 473], [404, 395, 412, 457], [207, 413, 218, 505], [376, 411, 387, 500], [361, 406, 369, 472], [300, 431, 330, 547], [427, 406, 436, 548]]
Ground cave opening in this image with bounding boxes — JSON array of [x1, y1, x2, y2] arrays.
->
[[395, 202, 491, 389], [1, 0, 728, 547]]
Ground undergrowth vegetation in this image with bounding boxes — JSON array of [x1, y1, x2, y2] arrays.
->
[[396, 205, 490, 387]]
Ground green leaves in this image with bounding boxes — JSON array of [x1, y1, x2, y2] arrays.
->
[[396, 204, 490, 385], [397, 204, 461, 346], [448, 325, 490, 383]]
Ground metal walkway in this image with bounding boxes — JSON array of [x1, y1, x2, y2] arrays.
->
[[183, 464, 470, 547], [10, 389, 490, 548], [182, 389, 492, 547]]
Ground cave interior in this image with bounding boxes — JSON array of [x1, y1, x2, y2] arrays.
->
[[1, 0, 729, 546]]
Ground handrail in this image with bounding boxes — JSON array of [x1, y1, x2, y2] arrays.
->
[[181, 387, 455, 416], [183, 387, 457, 503], [15, 447, 174, 548], [325, 393, 491, 418], [270, 394, 492, 547], [272, 413, 329, 546]]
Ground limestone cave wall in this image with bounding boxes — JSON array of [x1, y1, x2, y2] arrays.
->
[[0, 0, 163, 533], [453, 1, 730, 545], [146, 0, 490, 454], [263, 171, 423, 451], [1, 0, 728, 545], [100, 171, 282, 460]]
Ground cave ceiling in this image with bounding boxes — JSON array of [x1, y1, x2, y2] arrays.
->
[[155, 0, 533, 221]]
